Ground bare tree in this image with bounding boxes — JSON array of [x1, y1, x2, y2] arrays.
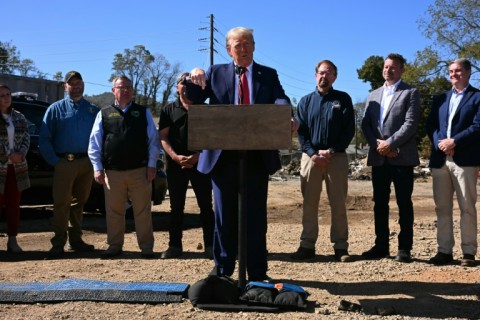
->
[[110, 45, 154, 103]]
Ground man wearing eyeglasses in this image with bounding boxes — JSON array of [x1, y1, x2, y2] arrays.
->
[[291, 60, 355, 262], [88, 75, 160, 259], [39, 71, 99, 258]]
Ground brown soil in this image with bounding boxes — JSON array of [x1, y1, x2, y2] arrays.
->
[[1, 178, 479, 319]]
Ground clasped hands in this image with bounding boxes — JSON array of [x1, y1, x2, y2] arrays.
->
[[376, 139, 398, 158], [8, 152, 24, 163], [175, 153, 199, 169], [311, 149, 333, 167], [437, 138, 455, 156]]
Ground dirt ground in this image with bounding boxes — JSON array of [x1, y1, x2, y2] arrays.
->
[[1, 176, 480, 320]]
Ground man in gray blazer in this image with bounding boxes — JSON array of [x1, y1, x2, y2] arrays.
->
[[361, 53, 421, 263]]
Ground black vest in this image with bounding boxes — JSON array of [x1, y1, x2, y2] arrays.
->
[[101, 103, 148, 170]]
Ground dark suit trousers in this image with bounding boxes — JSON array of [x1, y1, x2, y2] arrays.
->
[[166, 159, 214, 248], [210, 151, 269, 280], [372, 163, 414, 251]]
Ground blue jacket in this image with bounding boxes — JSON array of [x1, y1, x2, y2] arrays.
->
[[196, 61, 290, 175], [427, 85, 480, 168]]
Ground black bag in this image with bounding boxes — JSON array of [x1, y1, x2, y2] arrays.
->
[[240, 281, 309, 310], [188, 275, 239, 306]]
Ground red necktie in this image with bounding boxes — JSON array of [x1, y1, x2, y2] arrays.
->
[[239, 70, 250, 105]]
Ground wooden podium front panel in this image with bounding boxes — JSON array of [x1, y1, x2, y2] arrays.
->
[[188, 104, 292, 150]]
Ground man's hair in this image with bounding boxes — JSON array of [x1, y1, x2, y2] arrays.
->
[[111, 75, 132, 87], [315, 60, 338, 76], [0, 83, 12, 115], [226, 27, 254, 47], [386, 53, 406, 68], [450, 58, 472, 72]]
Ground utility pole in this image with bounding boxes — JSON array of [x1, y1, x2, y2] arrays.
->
[[198, 14, 216, 66], [209, 14, 214, 66]]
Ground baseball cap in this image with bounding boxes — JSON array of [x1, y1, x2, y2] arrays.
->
[[64, 71, 83, 83]]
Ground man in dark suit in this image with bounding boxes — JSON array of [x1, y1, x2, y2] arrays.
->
[[426, 58, 480, 268], [189, 26, 290, 281], [361, 53, 421, 263]]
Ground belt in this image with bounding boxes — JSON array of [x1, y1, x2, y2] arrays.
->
[[57, 153, 89, 161]]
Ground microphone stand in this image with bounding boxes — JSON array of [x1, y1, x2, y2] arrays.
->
[[236, 66, 247, 289]]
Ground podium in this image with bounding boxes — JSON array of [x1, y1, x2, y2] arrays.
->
[[188, 104, 291, 288]]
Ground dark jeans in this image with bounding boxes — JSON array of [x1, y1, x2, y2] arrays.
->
[[372, 163, 414, 251], [166, 159, 214, 248]]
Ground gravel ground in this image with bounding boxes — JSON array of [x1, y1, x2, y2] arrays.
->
[[0, 179, 479, 320]]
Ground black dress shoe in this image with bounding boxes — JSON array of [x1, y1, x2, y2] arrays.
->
[[429, 252, 453, 265], [69, 240, 95, 252], [7, 241, 23, 254], [48, 246, 65, 258], [101, 247, 123, 259], [248, 275, 272, 283], [141, 249, 155, 259], [361, 246, 389, 259], [394, 250, 412, 263], [291, 247, 315, 260], [334, 249, 352, 262], [460, 254, 475, 267], [160, 246, 182, 259]]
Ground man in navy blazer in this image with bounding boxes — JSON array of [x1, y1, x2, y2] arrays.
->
[[426, 58, 480, 267], [361, 53, 421, 263], [189, 26, 290, 281]]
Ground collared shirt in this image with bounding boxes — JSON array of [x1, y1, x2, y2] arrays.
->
[[447, 85, 469, 138], [39, 96, 99, 166], [296, 87, 355, 157], [379, 79, 401, 131], [234, 62, 253, 104], [158, 100, 197, 157], [88, 103, 160, 171]]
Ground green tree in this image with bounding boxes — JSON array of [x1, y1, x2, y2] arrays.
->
[[357, 55, 384, 91], [17, 58, 37, 76], [0, 41, 20, 74], [52, 71, 63, 81], [418, 0, 480, 76], [84, 92, 115, 109], [1, 40, 44, 78]]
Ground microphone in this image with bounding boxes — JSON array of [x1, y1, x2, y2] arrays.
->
[[235, 65, 245, 75]]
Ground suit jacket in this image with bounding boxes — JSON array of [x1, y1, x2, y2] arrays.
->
[[426, 85, 480, 168], [196, 61, 290, 175], [361, 80, 421, 167]]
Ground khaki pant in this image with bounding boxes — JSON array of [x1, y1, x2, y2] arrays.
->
[[104, 167, 154, 251], [299, 152, 349, 250], [431, 158, 478, 256], [51, 157, 93, 247]]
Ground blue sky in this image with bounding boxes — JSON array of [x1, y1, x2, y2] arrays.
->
[[1, 0, 434, 103]]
